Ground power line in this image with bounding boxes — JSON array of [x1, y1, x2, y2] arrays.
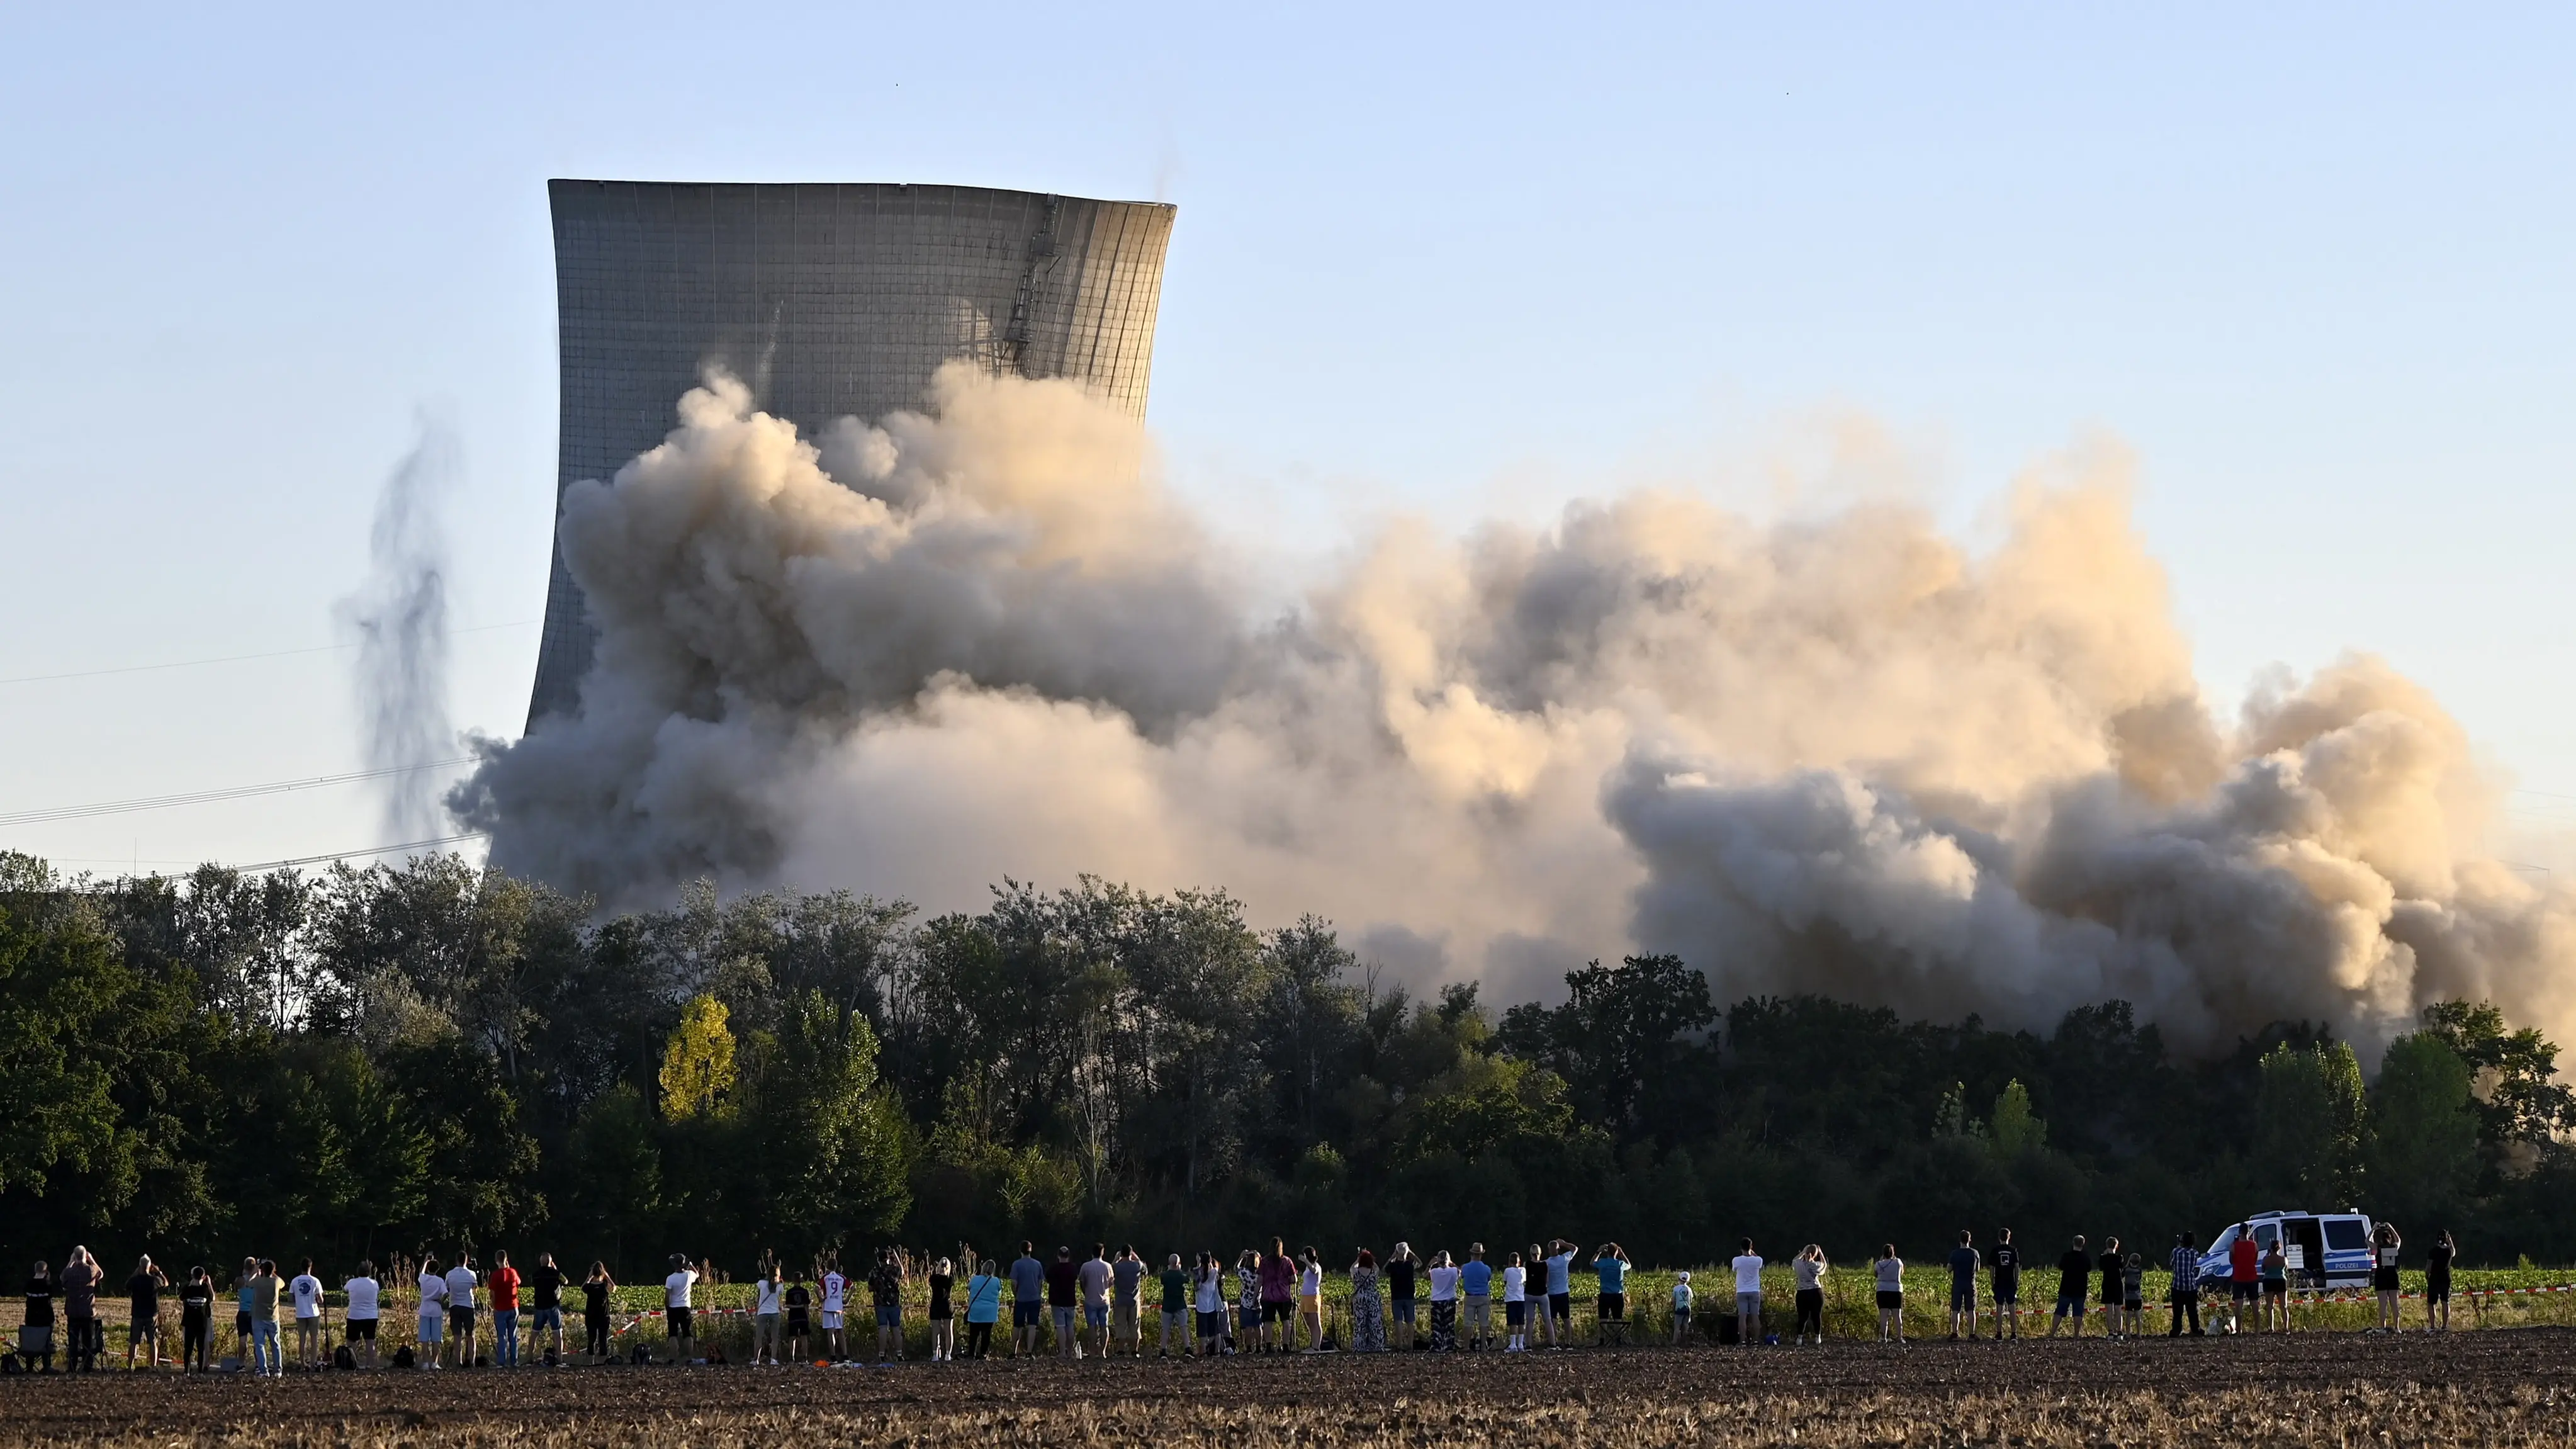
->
[[0, 757, 482, 828], [0, 619, 540, 687], [237, 833, 490, 873]]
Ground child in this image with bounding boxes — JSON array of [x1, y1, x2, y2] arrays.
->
[[785, 1273, 811, 1363], [1670, 1271, 1693, 1346]]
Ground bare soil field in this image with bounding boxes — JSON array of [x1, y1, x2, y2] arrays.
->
[[7, 1330, 2575, 1447]]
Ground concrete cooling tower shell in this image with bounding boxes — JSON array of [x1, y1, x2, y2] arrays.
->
[[527, 179, 1178, 726]]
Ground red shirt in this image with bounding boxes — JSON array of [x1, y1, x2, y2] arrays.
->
[[2229, 1239, 2259, 1282], [490, 1265, 522, 1311]]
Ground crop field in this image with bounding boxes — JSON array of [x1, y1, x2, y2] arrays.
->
[[6, 1328, 2575, 1447]]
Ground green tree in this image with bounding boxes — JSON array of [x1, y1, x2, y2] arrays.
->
[[2368, 1033, 2479, 1228], [2419, 1000, 2576, 1149], [1991, 1079, 2048, 1157], [2256, 1040, 2366, 1207], [737, 991, 911, 1258]]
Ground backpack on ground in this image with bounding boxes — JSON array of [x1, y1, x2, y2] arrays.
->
[[334, 1345, 357, 1370], [390, 1345, 416, 1369]]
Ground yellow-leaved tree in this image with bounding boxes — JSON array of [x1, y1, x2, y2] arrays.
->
[[659, 993, 737, 1120]]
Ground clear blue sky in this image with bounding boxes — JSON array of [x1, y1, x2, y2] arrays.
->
[[4, 3, 2572, 872]]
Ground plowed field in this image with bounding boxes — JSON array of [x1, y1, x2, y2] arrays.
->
[[7, 1330, 2572, 1446]]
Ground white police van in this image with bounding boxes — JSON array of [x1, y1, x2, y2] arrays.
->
[[2195, 1210, 2376, 1290]]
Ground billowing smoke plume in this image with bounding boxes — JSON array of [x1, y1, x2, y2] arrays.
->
[[453, 366, 2576, 1055], [341, 415, 458, 843]]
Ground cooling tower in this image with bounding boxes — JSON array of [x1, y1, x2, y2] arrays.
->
[[527, 180, 1178, 726]]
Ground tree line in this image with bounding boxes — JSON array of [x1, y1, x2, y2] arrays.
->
[[3, 849, 2570, 1281]]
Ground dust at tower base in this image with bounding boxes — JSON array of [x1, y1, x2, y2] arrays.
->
[[527, 180, 1177, 728]]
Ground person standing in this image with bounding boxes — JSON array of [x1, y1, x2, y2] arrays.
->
[[1196, 1253, 1229, 1357], [527, 1253, 565, 1362], [1010, 1243, 1046, 1358], [247, 1258, 283, 1377], [1989, 1230, 2021, 1339], [344, 1260, 382, 1370], [2225, 1226, 2259, 1334], [1259, 1238, 1296, 1353], [289, 1259, 325, 1370], [1079, 1244, 1113, 1359], [1459, 1244, 1493, 1351], [922, 1258, 952, 1362], [415, 1256, 448, 1370], [1792, 1245, 1828, 1345], [59, 1246, 99, 1373], [233, 1257, 259, 1369], [819, 1254, 848, 1363], [873, 1246, 910, 1364], [1945, 1231, 1980, 1341], [752, 1259, 784, 1367], [125, 1255, 169, 1369], [2167, 1233, 2203, 1337], [664, 1253, 700, 1364], [2098, 1237, 2125, 1338], [965, 1258, 1004, 1360], [581, 1263, 615, 1362], [1298, 1247, 1327, 1351], [1731, 1239, 1765, 1347], [2047, 1235, 2089, 1338], [787, 1270, 814, 1362], [1671, 1271, 1694, 1345], [444, 1254, 480, 1368], [1386, 1243, 1418, 1351], [1545, 1239, 1580, 1350], [22, 1260, 55, 1373], [2425, 1229, 2456, 1333], [1236, 1248, 1263, 1355], [1593, 1243, 1631, 1347], [179, 1265, 214, 1372], [1502, 1250, 1528, 1351], [2122, 1252, 2146, 1332], [2259, 1236, 2289, 1333], [1349, 1249, 1385, 1353], [2371, 1223, 2404, 1333], [1159, 1253, 1194, 1357], [1047, 1246, 1081, 1359], [1873, 1244, 1906, 1345], [1111, 1246, 1145, 1358], [1426, 1250, 1461, 1350]]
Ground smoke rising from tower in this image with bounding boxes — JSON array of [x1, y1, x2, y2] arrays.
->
[[454, 368, 2576, 1057], [340, 415, 458, 845]]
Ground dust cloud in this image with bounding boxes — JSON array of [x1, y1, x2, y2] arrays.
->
[[450, 366, 2576, 1054]]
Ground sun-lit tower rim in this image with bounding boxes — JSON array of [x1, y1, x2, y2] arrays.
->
[[526, 179, 1177, 730]]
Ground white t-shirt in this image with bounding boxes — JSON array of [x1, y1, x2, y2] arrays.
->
[[290, 1273, 323, 1319], [1196, 1271, 1222, 1314], [1674, 1280, 1693, 1310], [418, 1272, 447, 1317], [444, 1266, 477, 1309], [821, 1271, 845, 1314], [345, 1277, 381, 1320], [1300, 1264, 1322, 1297], [1733, 1254, 1764, 1294], [756, 1278, 782, 1315], [665, 1270, 697, 1309], [1503, 1265, 1526, 1302], [1427, 1266, 1461, 1302]]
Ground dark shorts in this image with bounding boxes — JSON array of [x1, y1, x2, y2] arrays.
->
[[1993, 1290, 2018, 1307], [1548, 1292, 1570, 1320], [1015, 1301, 1042, 1328], [1599, 1293, 1625, 1321], [1876, 1290, 1903, 1311], [2426, 1281, 2451, 1304], [1198, 1309, 1226, 1337], [1950, 1286, 1975, 1312], [2261, 1278, 2286, 1297], [666, 1305, 692, 1336], [2100, 1282, 2120, 1305], [131, 1311, 160, 1334], [236, 1311, 252, 1337], [877, 1305, 901, 1328], [346, 1317, 378, 1340], [2124, 1298, 2144, 1312], [447, 1305, 477, 1333], [2056, 1293, 2086, 1314], [1393, 1299, 1417, 1323], [1506, 1300, 1526, 1326], [532, 1307, 562, 1331], [1262, 1300, 1291, 1324], [789, 1309, 809, 1334], [2374, 1267, 2400, 1292], [2232, 1280, 2259, 1302]]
